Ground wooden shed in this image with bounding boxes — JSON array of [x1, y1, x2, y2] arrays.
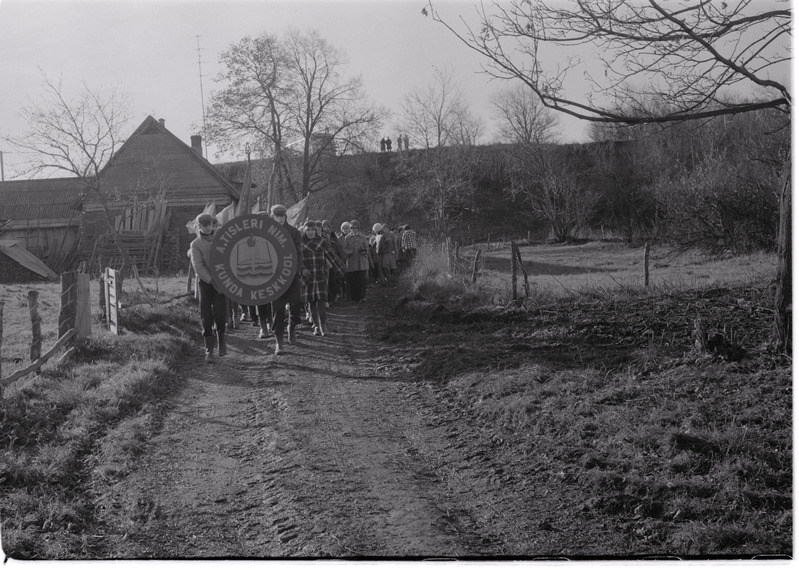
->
[[81, 116, 241, 272], [0, 178, 83, 273], [0, 239, 59, 283]]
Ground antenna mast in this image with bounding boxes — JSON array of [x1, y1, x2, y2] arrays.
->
[[196, 35, 209, 158]]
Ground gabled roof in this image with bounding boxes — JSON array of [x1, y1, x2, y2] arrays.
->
[[0, 239, 58, 280], [99, 116, 240, 200], [0, 178, 83, 222]]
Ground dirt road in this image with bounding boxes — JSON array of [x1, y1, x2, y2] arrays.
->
[[92, 292, 622, 559]]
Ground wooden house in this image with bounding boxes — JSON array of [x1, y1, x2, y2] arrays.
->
[[0, 177, 83, 273], [82, 116, 241, 271]]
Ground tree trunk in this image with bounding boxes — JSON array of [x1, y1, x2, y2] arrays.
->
[[774, 163, 791, 354], [97, 189, 130, 291]]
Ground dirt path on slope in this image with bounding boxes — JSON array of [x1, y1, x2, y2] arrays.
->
[[91, 291, 625, 559]]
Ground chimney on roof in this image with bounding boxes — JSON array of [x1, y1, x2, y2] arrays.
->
[[159, 118, 165, 126], [191, 135, 203, 157]]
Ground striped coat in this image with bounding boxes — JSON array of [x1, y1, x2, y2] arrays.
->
[[301, 235, 328, 302]]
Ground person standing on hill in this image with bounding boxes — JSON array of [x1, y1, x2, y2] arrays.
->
[[343, 220, 371, 302], [270, 204, 307, 355], [189, 213, 227, 363]]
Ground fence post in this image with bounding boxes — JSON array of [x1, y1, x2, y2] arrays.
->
[[644, 242, 651, 287], [28, 291, 42, 372], [471, 249, 482, 284], [515, 246, 531, 300], [75, 273, 91, 343], [107, 268, 119, 336], [59, 272, 77, 343], [511, 241, 518, 301], [104, 268, 111, 325], [446, 237, 452, 272], [132, 264, 154, 306], [186, 262, 194, 294], [98, 256, 106, 317], [0, 300, 4, 380]]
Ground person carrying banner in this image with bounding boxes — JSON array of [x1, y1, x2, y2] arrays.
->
[[189, 213, 227, 362]]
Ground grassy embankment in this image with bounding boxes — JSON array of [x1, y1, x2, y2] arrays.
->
[[378, 240, 791, 556], [1, 276, 199, 558]]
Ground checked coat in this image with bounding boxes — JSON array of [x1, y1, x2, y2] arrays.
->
[[301, 235, 328, 302]]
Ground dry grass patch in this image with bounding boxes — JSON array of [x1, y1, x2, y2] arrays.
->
[[1, 296, 198, 559], [378, 240, 790, 556]]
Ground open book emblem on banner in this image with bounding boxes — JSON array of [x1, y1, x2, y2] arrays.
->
[[209, 214, 297, 305]]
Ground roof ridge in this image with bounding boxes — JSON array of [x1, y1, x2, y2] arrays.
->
[[104, 116, 240, 198]]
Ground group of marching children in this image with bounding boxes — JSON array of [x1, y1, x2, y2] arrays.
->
[[190, 204, 419, 362], [335, 220, 418, 301]]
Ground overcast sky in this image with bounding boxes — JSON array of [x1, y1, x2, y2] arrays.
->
[[0, 0, 789, 181], [0, 0, 596, 180]]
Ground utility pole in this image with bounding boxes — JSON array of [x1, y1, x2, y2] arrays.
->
[[0, 151, 7, 182], [196, 35, 209, 158]]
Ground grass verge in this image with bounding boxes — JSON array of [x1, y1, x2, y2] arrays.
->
[[374, 241, 791, 556], [1, 298, 199, 559]]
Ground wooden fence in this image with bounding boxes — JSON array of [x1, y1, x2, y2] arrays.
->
[[0, 272, 92, 393], [456, 239, 653, 301]]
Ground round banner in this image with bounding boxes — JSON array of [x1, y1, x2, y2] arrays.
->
[[208, 214, 297, 305]]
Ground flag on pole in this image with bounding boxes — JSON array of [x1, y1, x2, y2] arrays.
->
[[251, 196, 261, 214], [185, 200, 216, 234], [287, 195, 309, 227], [234, 151, 253, 217], [215, 203, 236, 226]]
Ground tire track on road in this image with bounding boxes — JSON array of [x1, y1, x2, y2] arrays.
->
[[94, 299, 504, 558]]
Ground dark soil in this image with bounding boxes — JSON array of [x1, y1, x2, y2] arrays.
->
[[8, 279, 788, 560]]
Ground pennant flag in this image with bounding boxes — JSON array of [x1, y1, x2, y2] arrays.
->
[[234, 155, 253, 217], [186, 200, 216, 234], [216, 203, 236, 226], [251, 196, 261, 214], [287, 195, 309, 227]]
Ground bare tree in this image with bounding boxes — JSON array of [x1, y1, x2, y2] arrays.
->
[[206, 30, 386, 207], [396, 66, 483, 236], [491, 84, 559, 144], [205, 34, 298, 207], [399, 65, 483, 149], [427, 0, 792, 352], [399, 146, 478, 237], [507, 144, 597, 241], [2, 72, 132, 277]]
